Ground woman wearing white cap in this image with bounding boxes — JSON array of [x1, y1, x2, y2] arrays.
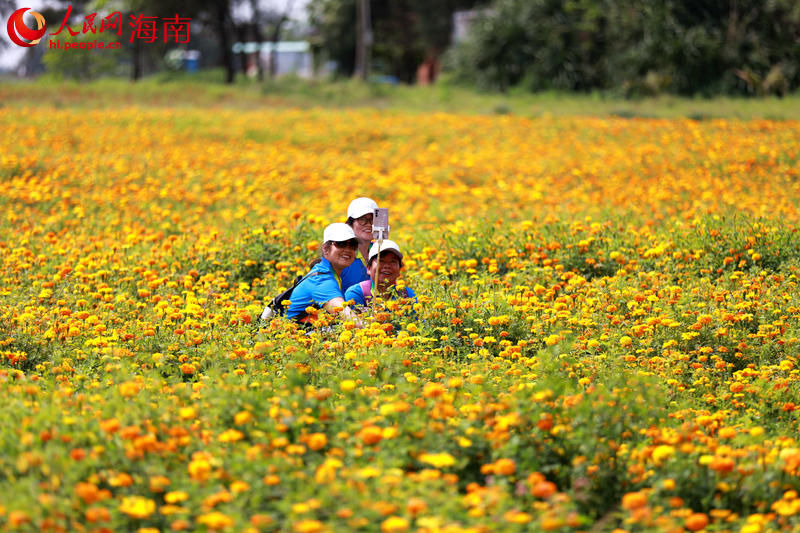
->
[[340, 197, 379, 290], [344, 240, 416, 307], [285, 223, 361, 323]]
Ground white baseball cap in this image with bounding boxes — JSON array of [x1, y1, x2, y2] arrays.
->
[[368, 239, 403, 262], [347, 197, 378, 219], [323, 222, 357, 243]]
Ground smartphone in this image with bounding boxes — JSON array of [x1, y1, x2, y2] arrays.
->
[[372, 208, 389, 239]]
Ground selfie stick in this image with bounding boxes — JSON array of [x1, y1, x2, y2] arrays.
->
[[372, 208, 390, 310]]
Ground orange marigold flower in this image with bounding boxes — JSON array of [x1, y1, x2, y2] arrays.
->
[[422, 381, 446, 398], [685, 512, 709, 531], [359, 426, 383, 445], [532, 481, 557, 499], [494, 458, 516, 475], [406, 498, 428, 515], [307, 433, 328, 451], [85, 506, 110, 523], [622, 491, 648, 510]]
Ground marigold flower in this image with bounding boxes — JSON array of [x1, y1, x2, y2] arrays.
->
[[493, 458, 516, 475], [188, 458, 212, 481], [685, 513, 709, 531], [359, 426, 383, 445], [381, 516, 410, 532], [118, 496, 156, 519], [196, 512, 234, 529], [293, 519, 324, 533], [531, 481, 557, 499], [307, 432, 328, 451], [622, 491, 648, 510], [164, 491, 189, 504], [419, 452, 456, 468], [118, 381, 141, 397]]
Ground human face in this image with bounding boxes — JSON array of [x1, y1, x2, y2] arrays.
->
[[325, 239, 358, 272], [368, 251, 402, 290], [352, 213, 373, 242]]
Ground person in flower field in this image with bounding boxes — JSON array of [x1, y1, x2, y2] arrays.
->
[[285, 223, 361, 324], [339, 197, 379, 290], [344, 240, 416, 307]]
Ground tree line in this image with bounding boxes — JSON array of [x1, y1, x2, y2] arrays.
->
[[3, 0, 799, 96], [311, 0, 800, 95]]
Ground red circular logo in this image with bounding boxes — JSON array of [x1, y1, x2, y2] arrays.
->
[[7, 7, 47, 47]]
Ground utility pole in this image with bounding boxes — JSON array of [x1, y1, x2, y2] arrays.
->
[[354, 0, 372, 80]]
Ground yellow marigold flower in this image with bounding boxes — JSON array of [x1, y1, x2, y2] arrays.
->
[[164, 491, 189, 504], [234, 411, 252, 425], [381, 516, 410, 532], [314, 459, 341, 484], [651, 445, 675, 465], [264, 474, 281, 486], [293, 519, 324, 533], [218, 429, 244, 443], [119, 496, 156, 519], [197, 511, 234, 530], [118, 381, 140, 398], [307, 433, 327, 451], [230, 481, 250, 493], [419, 452, 456, 468], [188, 457, 212, 481], [504, 510, 532, 524], [148, 475, 170, 493], [422, 382, 446, 398], [545, 334, 560, 346]]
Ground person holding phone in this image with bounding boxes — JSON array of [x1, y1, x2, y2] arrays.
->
[[285, 223, 362, 324], [340, 197, 379, 290], [344, 240, 416, 307]]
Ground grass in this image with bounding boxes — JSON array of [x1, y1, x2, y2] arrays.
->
[[2, 69, 800, 119]]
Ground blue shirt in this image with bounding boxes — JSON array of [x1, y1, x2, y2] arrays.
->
[[344, 281, 417, 307], [339, 251, 370, 289], [285, 258, 345, 320]]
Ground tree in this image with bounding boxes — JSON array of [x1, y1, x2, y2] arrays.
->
[[0, 0, 17, 54], [308, 0, 484, 81], [93, 0, 238, 83], [446, 0, 800, 95], [42, 32, 123, 79], [308, 0, 356, 76]]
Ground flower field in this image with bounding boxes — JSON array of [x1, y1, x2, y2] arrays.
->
[[2, 103, 800, 532]]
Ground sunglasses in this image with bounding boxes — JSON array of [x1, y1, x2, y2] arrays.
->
[[332, 239, 359, 250]]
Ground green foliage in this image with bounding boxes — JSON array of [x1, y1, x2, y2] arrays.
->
[[41, 33, 124, 80], [308, 0, 357, 76], [447, 0, 800, 96], [308, 0, 483, 81]]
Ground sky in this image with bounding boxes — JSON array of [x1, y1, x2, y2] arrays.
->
[[0, 0, 310, 70]]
